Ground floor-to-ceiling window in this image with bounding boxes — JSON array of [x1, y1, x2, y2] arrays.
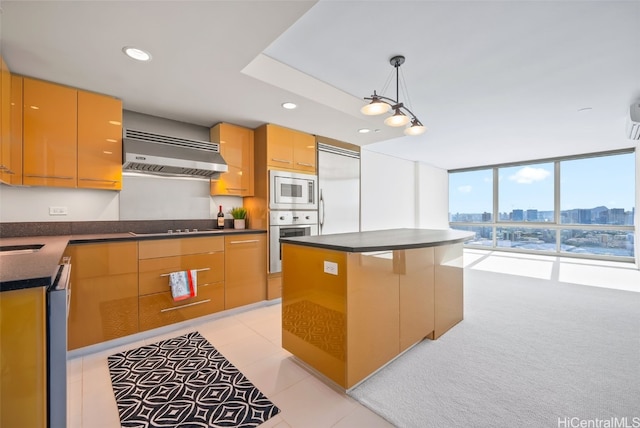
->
[[449, 150, 636, 261]]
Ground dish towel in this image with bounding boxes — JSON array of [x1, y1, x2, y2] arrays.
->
[[169, 270, 198, 301]]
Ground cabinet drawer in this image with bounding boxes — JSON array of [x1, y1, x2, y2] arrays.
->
[[139, 252, 224, 296], [138, 282, 224, 331], [138, 237, 224, 259]]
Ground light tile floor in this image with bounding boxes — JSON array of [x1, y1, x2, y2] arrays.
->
[[67, 302, 394, 428]]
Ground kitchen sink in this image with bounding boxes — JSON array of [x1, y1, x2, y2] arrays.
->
[[0, 244, 45, 255]]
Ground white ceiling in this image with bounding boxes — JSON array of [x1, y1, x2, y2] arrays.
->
[[1, 0, 639, 170]]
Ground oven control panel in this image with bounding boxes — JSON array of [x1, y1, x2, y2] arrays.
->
[[269, 210, 318, 226]]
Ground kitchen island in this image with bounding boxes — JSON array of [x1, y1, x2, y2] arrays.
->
[[280, 228, 473, 389]]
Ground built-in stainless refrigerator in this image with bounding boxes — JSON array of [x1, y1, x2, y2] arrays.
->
[[317, 143, 360, 235]]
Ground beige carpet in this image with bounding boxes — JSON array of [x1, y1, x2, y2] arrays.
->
[[349, 269, 640, 428]]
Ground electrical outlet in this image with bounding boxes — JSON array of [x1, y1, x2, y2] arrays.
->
[[323, 261, 338, 275], [49, 206, 68, 216]]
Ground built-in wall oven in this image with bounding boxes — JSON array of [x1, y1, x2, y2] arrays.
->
[[269, 210, 318, 273], [269, 170, 317, 210]]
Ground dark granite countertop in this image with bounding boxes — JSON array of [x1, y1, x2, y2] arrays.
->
[[280, 228, 474, 253], [0, 229, 266, 292]]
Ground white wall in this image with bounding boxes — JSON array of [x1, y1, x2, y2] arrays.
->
[[0, 184, 119, 222], [416, 162, 449, 229], [360, 149, 417, 231]]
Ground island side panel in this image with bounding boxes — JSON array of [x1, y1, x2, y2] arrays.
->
[[346, 251, 400, 389], [281, 243, 348, 387], [434, 243, 465, 339], [399, 247, 436, 352]]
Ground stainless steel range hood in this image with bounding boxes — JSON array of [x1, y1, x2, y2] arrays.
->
[[122, 129, 228, 178]]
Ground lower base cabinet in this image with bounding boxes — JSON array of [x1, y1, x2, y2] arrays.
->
[[66, 233, 268, 350], [139, 282, 224, 331], [0, 286, 47, 428], [224, 234, 267, 309], [138, 237, 225, 331], [67, 241, 139, 350]]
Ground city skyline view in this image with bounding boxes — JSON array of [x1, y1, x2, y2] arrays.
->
[[449, 154, 635, 215], [448, 152, 635, 258]]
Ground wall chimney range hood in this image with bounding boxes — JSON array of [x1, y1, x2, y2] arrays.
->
[[122, 129, 228, 178]]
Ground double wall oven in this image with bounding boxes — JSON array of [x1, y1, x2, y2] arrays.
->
[[269, 170, 318, 273]]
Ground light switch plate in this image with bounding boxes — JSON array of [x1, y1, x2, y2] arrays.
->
[[323, 261, 338, 275], [49, 206, 68, 216]]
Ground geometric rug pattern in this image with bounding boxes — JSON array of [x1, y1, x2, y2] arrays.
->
[[108, 331, 280, 428]]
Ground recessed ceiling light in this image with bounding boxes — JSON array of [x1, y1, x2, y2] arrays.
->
[[282, 102, 297, 110], [122, 46, 152, 62], [358, 128, 371, 134]]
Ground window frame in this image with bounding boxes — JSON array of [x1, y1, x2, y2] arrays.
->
[[448, 149, 636, 262]]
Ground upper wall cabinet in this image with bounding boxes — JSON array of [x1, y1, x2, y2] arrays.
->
[[77, 91, 123, 190], [22, 77, 122, 190], [210, 122, 254, 197], [264, 124, 316, 173], [0, 56, 19, 185], [23, 77, 78, 188]]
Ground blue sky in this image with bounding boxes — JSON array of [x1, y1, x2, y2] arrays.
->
[[449, 153, 635, 214]]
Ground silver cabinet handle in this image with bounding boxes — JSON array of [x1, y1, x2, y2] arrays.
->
[[229, 239, 259, 244], [160, 299, 211, 312], [226, 187, 248, 191], [271, 158, 292, 164], [296, 162, 313, 167], [24, 174, 74, 180], [160, 267, 210, 277], [319, 189, 325, 233]]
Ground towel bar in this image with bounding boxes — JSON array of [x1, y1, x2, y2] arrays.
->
[[160, 267, 210, 277]]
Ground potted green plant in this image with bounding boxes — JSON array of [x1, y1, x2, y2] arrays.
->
[[230, 207, 247, 229]]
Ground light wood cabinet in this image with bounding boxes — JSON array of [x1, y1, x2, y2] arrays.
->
[[0, 56, 17, 184], [224, 233, 267, 309], [7, 75, 23, 185], [282, 243, 455, 388], [23, 77, 78, 188], [138, 237, 225, 331], [263, 124, 316, 173], [210, 122, 254, 196], [77, 90, 123, 190], [0, 286, 47, 428], [67, 241, 139, 350]]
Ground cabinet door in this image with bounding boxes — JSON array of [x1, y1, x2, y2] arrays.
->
[[8, 75, 23, 185], [0, 287, 47, 428], [266, 124, 294, 169], [0, 56, 12, 183], [224, 234, 267, 309], [398, 248, 435, 352], [77, 91, 122, 190], [292, 130, 316, 173], [23, 78, 77, 187], [210, 123, 254, 196], [67, 242, 139, 350]]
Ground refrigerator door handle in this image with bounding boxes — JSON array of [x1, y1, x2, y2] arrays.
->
[[319, 189, 325, 233]]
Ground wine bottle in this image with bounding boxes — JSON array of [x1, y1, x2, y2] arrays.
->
[[217, 205, 225, 229]]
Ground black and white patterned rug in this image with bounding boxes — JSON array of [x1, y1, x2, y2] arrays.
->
[[108, 331, 280, 428]]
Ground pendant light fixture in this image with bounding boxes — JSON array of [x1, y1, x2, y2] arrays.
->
[[361, 55, 427, 136]]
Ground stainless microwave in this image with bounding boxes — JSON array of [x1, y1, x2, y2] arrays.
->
[[269, 170, 317, 210]]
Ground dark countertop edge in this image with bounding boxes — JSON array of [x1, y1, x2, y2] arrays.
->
[[1, 229, 267, 293], [67, 229, 266, 244], [280, 235, 471, 253], [0, 276, 53, 293]]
